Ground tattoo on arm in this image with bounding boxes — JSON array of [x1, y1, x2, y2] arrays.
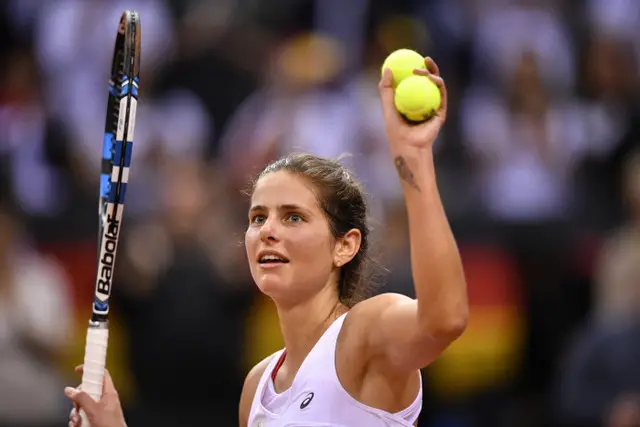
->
[[394, 156, 421, 192]]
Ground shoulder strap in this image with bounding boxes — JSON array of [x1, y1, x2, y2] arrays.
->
[[249, 349, 286, 416]]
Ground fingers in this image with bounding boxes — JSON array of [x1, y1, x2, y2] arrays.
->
[[413, 69, 444, 88], [379, 56, 448, 126], [424, 57, 440, 76], [65, 387, 97, 414], [74, 365, 117, 397], [413, 59, 448, 117], [69, 407, 81, 427], [378, 68, 403, 127], [102, 368, 118, 397]]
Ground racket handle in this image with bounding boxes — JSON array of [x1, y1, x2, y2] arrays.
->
[[79, 326, 109, 427]]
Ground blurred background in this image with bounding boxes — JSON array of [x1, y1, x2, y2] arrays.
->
[[0, 0, 639, 426]]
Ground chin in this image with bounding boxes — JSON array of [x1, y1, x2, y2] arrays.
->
[[254, 271, 292, 298]]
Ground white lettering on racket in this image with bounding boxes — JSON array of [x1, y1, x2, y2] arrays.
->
[[96, 208, 121, 301]]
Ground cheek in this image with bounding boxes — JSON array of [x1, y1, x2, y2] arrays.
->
[[245, 228, 259, 257], [289, 229, 334, 273]]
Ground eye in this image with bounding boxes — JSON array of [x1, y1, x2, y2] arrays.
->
[[286, 213, 303, 223], [250, 214, 266, 225]]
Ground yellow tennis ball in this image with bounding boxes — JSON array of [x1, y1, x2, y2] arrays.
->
[[381, 48, 425, 88], [394, 75, 441, 122]]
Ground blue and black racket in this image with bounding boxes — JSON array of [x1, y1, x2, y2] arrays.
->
[[80, 10, 140, 421]]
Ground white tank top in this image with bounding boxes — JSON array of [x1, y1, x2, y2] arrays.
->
[[248, 312, 423, 427]]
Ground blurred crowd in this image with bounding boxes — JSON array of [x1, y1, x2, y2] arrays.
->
[[0, 0, 639, 426]]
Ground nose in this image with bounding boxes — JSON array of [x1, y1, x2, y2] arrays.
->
[[259, 217, 279, 243]]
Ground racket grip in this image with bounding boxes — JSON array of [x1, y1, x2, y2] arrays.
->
[[79, 326, 109, 427]]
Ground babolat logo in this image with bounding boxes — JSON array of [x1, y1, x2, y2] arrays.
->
[[96, 213, 120, 300]]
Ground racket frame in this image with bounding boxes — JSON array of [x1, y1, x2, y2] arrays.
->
[[80, 10, 140, 416]]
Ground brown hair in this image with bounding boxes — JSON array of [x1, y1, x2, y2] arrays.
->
[[252, 153, 376, 307]]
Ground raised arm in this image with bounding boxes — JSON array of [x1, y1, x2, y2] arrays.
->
[[352, 57, 468, 372]]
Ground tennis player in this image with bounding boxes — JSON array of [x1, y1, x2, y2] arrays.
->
[[66, 57, 468, 427]]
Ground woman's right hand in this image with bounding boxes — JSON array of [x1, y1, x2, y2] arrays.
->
[[65, 366, 127, 427]]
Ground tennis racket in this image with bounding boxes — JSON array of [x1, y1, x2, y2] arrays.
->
[[79, 10, 140, 422]]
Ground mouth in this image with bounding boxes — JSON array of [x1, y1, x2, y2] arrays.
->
[[257, 252, 290, 266]]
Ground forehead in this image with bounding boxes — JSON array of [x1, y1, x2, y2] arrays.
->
[[251, 171, 319, 209]]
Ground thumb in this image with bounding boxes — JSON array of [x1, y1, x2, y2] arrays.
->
[[65, 387, 98, 414], [378, 68, 402, 126]]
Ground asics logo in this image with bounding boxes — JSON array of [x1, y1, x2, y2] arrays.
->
[[300, 392, 314, 409]]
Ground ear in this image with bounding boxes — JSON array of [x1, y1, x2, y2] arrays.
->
[[333, 228, 362, 268]]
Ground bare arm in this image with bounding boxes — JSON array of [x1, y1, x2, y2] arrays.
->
[[353, 58, 468, 372]]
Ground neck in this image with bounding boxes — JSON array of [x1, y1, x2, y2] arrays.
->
[[274, 285, 346, 369]]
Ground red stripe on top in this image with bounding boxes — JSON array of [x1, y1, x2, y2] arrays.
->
[[271, 349, 287, 381]]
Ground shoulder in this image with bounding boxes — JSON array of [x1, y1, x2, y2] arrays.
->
[[336, 294, 424, 412], [238, 351, 280, 427]]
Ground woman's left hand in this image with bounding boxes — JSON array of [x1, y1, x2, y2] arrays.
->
[[378, 57, 448, 154]]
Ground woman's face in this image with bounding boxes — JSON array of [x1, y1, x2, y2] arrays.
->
[[245, 171, 338, 305]]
